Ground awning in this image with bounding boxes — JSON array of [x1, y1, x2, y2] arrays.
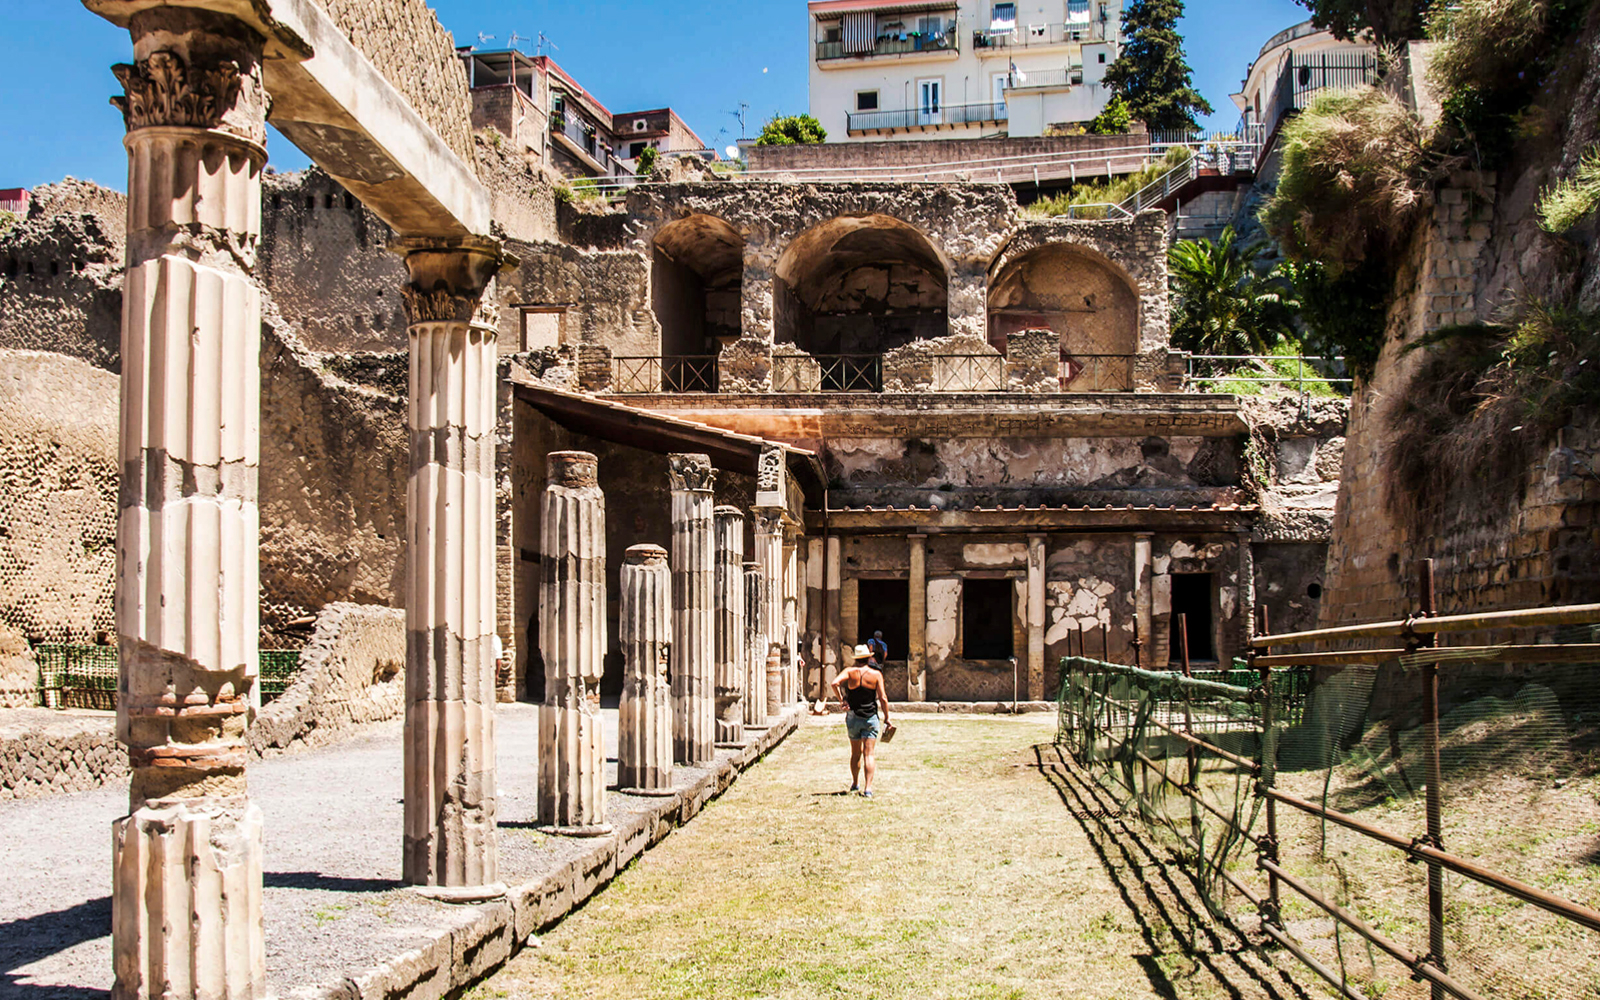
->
[[810, 0, 957, 15], [509, 370, 826, 504]]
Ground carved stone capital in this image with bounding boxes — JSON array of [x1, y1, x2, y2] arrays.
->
[[753, 509, 787, 535], [548, 451, 598, 488], [110, 9, 269, 145], [398, 240, 509, 327], [668, 453, 715, 493]]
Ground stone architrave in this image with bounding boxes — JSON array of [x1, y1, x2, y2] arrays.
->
[[538, 452, 608, 830], [713, 506, 747, 745], [400, 238, 507, 890], [669, 454, 716, 764], [743, 561, 767, 728], [619, 544, 672, 792], [753, 509, 785, 716], [106, 12, 271, 998]]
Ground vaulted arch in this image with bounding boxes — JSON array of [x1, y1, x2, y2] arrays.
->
[[651, 213, 744, 357]]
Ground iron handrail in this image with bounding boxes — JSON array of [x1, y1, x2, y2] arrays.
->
[[847, 100, 1008, 133], [611, 355, 719, 393]]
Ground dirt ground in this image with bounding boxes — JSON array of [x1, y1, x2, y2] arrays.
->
[[469, 714, 1319, 1000]]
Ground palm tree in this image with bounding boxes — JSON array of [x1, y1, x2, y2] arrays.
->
[[1168, 227, 1298, 359]]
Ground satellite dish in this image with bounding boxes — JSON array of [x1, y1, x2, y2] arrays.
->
[[725, 145, 740, 160]]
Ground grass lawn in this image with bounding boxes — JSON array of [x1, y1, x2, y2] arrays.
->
[[471, 714, 1315, 1000]]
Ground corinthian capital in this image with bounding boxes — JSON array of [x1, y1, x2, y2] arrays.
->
[[668, 454, 715, 493], [398, 240, 510, 327]]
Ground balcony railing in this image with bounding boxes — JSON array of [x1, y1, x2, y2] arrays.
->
[[1259, 52, 1380, 139], [773, 354, 883, 392], [847, 100, 1008, 133], [1005, 66, 1082, 91], [932, 355, 1005, 391], [613, 355, 718, 393], [1061, 355, 1135, 392], [817, 19, 960, 61], [973, 17, 1107, 50]]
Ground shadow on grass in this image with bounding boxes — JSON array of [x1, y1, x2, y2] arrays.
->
[[0, 895, 111, 999], [1031, 742, 1313, 1000]]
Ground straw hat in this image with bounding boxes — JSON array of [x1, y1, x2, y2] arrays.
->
[[851, 643, 872, 660]]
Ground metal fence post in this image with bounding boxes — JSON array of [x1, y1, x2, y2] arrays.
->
[[1416, 559, 1447, 1000], [1255, 604, 1281, 929]]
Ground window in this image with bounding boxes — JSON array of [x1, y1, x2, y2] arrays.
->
[[856, 90, 879, 111], [1169, 573, 1216, 662], [856, 580, 909, 662], [962, 578, 1014, 659], [1098, 52, 1107, 63], [825, 24, 841, 43], [520, 307, 565, 351], [991, 2, 1017, 30], [633, 119, 648, 132]]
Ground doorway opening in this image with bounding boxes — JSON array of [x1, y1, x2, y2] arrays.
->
[[962, 578, 1014, 659], [856, 579, 910, 662], [1169, 573, 1216, 662]]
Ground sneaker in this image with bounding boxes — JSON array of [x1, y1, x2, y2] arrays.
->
[[861, 790, 874, 799], [849, 784, 859, 793]]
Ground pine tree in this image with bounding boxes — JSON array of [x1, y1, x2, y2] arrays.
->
[[1103, 0, 1213, 133]]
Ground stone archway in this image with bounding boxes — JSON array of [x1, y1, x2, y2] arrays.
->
[[987, 242, 1140, 390], [651, 214, 744, 358]]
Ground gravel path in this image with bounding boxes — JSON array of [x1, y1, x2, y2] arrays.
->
[[0, 704, 746, 1000]]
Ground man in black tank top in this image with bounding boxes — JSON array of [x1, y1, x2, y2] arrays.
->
[[830, 643, 891, 797]]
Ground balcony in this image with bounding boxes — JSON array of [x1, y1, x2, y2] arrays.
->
[[1004, 66, 1083, 91], [846, 100, 1008, 135], [816, 18, 960, 63], [975, 20, 1107, 52], [550, 111, 637, 182]]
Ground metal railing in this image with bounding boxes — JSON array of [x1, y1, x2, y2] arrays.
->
[[1005, 66, 1081, 91], [1061, 354, 1135, 391], [847, 100, 1008, 133], [612, 355, 718, 393], [1259, 51, 1381, 142], [1184, 354, 1351, 395], [772, 354, 882, 392], [817, 19, 960, 61], [932, 354, 1005, 391], [973, 17, 1108, 50]]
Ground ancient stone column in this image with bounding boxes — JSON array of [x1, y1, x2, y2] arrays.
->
[[1027, 534, 1047, 702], [714, 506, 747, 745], [753, 509, 785, 716], [743, 561, 768, 728], [106, 12, 269, 998], [783, 532, 801, 704], [670, 454, 716, 763], [619, 544, 673, 792], [1133, 532, 1154, 668], [401, 239, 506, 890], [537, 452, 609, 831], [908, 534, 928, 702]]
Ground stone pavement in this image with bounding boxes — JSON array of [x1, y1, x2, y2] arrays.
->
[[0, 703, 800, 1000]]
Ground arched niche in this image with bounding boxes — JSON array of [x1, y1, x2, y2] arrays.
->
[[651, 213, 744, 357], [987, 242, 1140, 359], [773, 215, 949, 356]]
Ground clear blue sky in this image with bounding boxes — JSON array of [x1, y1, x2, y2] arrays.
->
[[0, 0, 1310, 192]]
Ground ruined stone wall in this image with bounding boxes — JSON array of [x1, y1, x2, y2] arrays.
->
[[258, 319, 408, 646], [477, 133, 559, 243], [249, 603, 406, 752], [0, 351, 119, 696], [500, 238, 655, 356], [0, 708, 126, 801], [0, 188, 124, 370], [317, 0, 477, 170], [261, 169, 409, 353]]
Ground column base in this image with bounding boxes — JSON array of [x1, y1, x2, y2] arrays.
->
[[540, 823, 615, 838], [412, 882, 508, 904]]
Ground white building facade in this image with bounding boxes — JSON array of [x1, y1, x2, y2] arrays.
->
[[808, 0, 1124, 142]]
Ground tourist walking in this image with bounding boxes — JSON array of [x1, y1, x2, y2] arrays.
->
[[831, 643, 890, 797], [866, 630, 889, 662]]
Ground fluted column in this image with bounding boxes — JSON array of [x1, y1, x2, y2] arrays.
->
[[401, 238, 506, 890], [782, 532, 800, 706], [107, 11, 269, 998], [538, 452, 608, 830], [753, 509, 785, 717], [743, 561, 767, 729], [619, 544, 673, 792], [670, 454, 716, 764], [713, 506, 746, 745]]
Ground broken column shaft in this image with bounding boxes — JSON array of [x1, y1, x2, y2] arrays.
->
[[753, 509, 785, 717], [538, 452, 608, 830], [619, 544, 672, 792], [713, 506, 746, 745], [106, 9, 270, 998], [670, 454, 716, 764], [401, 239, 505, 890], [743, 561, 767, 728]]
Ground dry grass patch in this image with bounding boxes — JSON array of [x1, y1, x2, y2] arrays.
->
[[473, 716, 1316, 1000]]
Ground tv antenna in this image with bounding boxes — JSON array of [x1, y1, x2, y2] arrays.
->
[[728, 101, 750, 138], [537, 31, 559, 57], [507, 30, 526, 49], [476, 32, 495, 44]]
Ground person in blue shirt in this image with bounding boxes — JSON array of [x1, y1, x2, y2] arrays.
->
[[866, 630, 889, 663]]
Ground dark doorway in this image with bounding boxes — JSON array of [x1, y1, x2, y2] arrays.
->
[[962, 578, 1014, 659], [1170, 573, 1216, 662], [856, 579, 910, 662], [526, 609, 545, 703]]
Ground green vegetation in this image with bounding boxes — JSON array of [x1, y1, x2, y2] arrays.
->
[[1085, 94, 1132, 135], [635, 145, 658, 175], [1025, 146, 1191, 218], [1538, 145, 1600, 233], [1294, 0, 1434, 44], [754, 113, 826, 146], [553, 177, 605, 205], [1168, 226, 1297, 357], [1103, 0, 1212, 132], [0, 209, 17, 237]]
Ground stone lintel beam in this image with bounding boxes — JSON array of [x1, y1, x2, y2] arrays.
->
[[806, 507, 1257, 534], [87, 0, 491, 241]]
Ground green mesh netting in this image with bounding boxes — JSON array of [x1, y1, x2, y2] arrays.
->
[[31, 645, 302, 709]]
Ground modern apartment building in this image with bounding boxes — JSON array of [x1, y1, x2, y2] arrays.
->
[[808, 0, 1123, 142], [459, 46, 707, 181]]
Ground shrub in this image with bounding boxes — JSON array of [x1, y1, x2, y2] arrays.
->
[[1427, 0, 1551, 97], [636, 146, 659, 175], [1259, 88, 1449, 274], [1168, 226, 1298, 357], [755, 114, 826, 146], [1538, 145, 1600, 233], [0, 210, 15, 237], [1277, 257, 1392, 380], [1026, 146, 1191, 218], [1087, 96, 1132, 135]]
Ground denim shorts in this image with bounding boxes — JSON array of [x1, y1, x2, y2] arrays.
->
[[845, 713, 882, 740]]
